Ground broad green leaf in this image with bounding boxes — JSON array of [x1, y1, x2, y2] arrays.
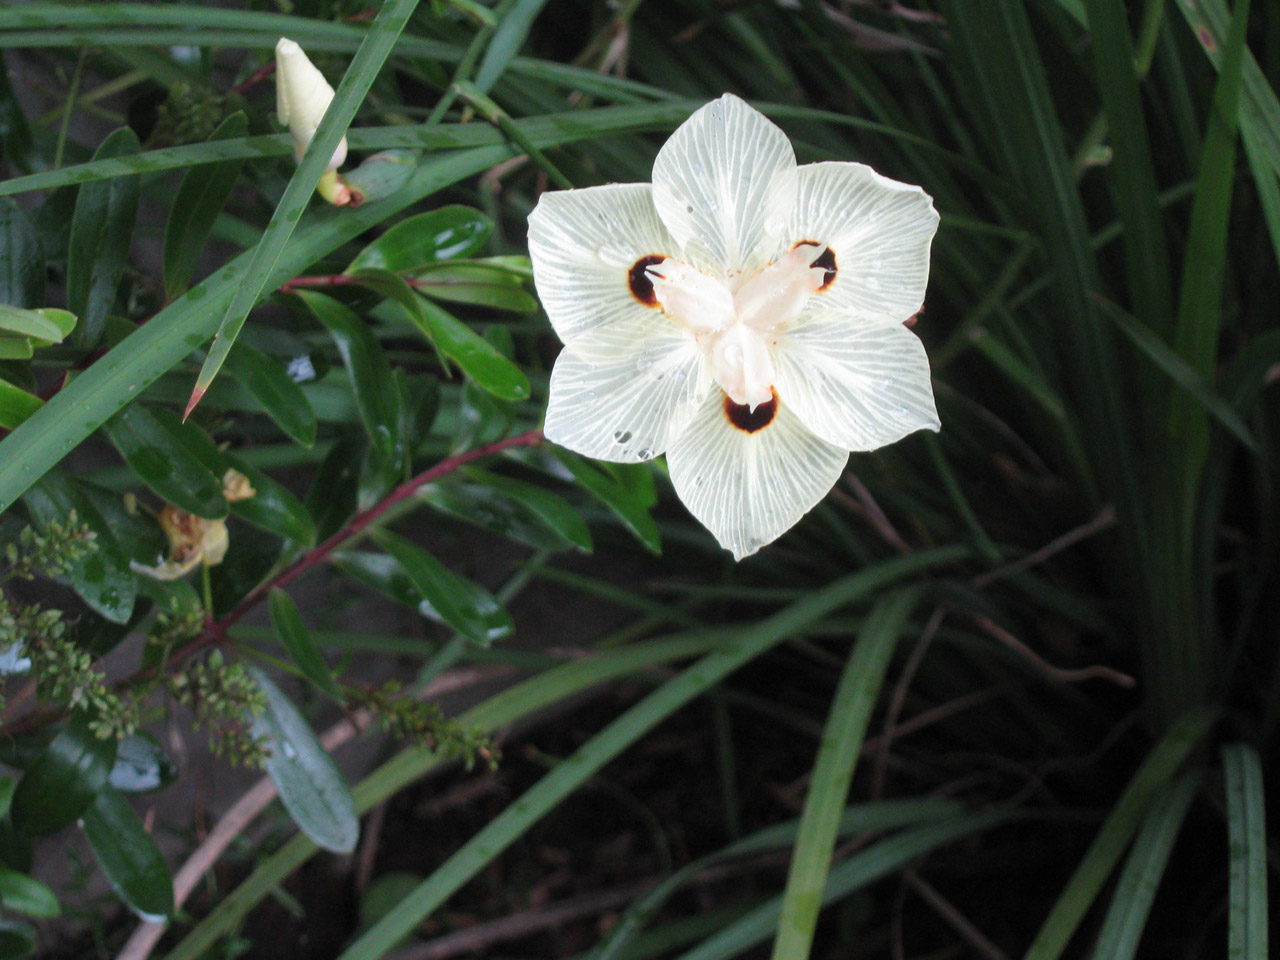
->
[[0, 117, 696, 517], [0, 304, 62, 341], [0, 920, 34, 960], [108, 734, 178, 794], [103, 403, 227, 520], [368, 529, 515, 645], [330, 550, 431, 616], [295, 291, 403, 464], [549, 447, 660, 553], [345, 206, 492, 274], [343, 149, 419, 205], [270, 589, 343, 700], [22, 470, 136, 623], [10, 713, 118, 836], [411, 262, 539, 313], [67, 127, 140, 346], [351, 268, 530, 401], [0, 378, 40, 430], [208, 524, 284, 619], [423, 467, 592, 552], [81, 787, 174, 922], [249, 668, 359, 854], [225, 341, 317, 447], [0, 198, 42, 306], [0, 868, 58, 919], [1222, 744, 1268, 960], [163, 111, 248, 298], [306, 433, 361, 542], [223, 454, 316, 545], [28, 308, 74, 344], [0, 338, 32, 360], [190, 0, 423, 414], [771, 590, 918, 959]]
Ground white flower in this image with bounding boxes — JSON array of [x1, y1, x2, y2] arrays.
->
[[275, 37, 348, 171], [528, 94, 940, 560]]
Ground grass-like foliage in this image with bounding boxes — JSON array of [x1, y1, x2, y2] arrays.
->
[[0, 1, 1274, 959]]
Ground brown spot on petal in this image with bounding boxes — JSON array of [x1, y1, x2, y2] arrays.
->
[[795, 240, 837, 291], [628, 255, 666, 306], [724, 389, 778, 433]]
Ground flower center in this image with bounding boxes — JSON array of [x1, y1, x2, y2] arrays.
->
[[646, 244, 827, 410]]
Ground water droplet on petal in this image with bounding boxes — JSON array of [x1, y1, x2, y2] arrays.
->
[[614, 430, 633, 444], [637, 448, 653, 460]]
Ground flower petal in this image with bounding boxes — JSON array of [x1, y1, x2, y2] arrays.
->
[[545, 317, 709, 463], [771, 311, 939, 451], [666, 392, 848, 560], [528, 183, 680, 344], [788, 161, 938, 322], [652, 94, 797, 277]]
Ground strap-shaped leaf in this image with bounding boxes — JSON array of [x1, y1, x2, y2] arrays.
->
[[269, 589, 343, 700], [223, 453, 316, 546], [81, 786, 174, 923], [163, 112, 248, 298], [22, 470, 136, 623], [345, 205, 492, 273], [368, 529, 515, 645], [422, 467, 592, 552], [189, 0, 423, 414], [0, 378, 40, 431], [10, 713, 118, 836], [548, 448, 661, 554], [249, 668, 359, 854], [1223, 743, 1268, 960], [67, 127, 139, 346], [411, 262, 538, 313], [225, 341, 317, 448], [103, 403, 227, 520], [0, 868, 58, 919]]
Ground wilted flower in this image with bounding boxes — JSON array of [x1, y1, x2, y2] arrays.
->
[[132, 470, 255, 580], [528, 94, 940, 559], [275, 37, 351, 205]]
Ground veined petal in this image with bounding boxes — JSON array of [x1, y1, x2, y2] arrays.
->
[[788, 162, 938, 322], [652, 94, 797, 278], [528, 183, 681, 345], [545, 317, 709, 463], [772, 310, 939, 451], [666, 392, 848, 560]]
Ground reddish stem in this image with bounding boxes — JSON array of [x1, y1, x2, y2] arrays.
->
[[233, 61, 277, 96]]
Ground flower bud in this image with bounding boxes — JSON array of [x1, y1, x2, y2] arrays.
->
[[275, 37, 348, 171]]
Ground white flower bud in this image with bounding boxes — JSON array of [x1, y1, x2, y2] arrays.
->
[[275, 37, 348, 170]]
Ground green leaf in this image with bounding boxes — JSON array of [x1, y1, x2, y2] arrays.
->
[[1024, 708, 1217, 960], [343, 149, 419, 205], [208, 524, 284, 619], [423, 468, 592, 552], [225, 341, 317, 448], [270, 589, 342, 700], [1222, 743, 1268, 960], [473, 0, 551, 93], [103, 403, 227, 520], [81, 786, 174, 922], [249, 668, 359, 854], [344, 205, 492, 274], [770, 590, 919, 960], [295, 291, 403, 464], [163, 111, 248, 298], [0, 197, 42, 306], [0, 304, 63, 341], [0, 919, 34, 960], [66, 127, 140, 346], [412, 262, 539, 313], [108, 734, 178, 794], [549, 447, 660, 553], [10, 713, 118, 836], [223, 454, 316, 545], [368, 529, 515, 645], [0, 378, 40, 430], [351, 269, 530, 401], [22, 470, 136, 623], [0, 868, 58, 919], [1093, 772, 1199, 960], [306, 433, 361, 542], [0, 338, 32, 360], [189, 0, 424, 413], [330, 549, 430, 615]]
